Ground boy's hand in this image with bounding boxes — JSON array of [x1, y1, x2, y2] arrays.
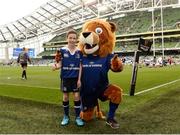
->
[[52, 63, 61, 71], [52, 64, 57, 71], [77, 79, 81, 88]]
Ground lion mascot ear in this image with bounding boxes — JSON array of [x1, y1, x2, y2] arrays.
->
[[109, 22, 117, 33]]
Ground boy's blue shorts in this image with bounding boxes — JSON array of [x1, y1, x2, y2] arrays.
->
[[61, 78, 79, 93]]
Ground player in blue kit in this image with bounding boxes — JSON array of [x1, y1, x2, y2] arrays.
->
[[53, 29, 84, 127]]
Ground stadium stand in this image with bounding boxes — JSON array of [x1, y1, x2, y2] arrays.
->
[[1, 0, 178, 60], [40, 5, 180, 57]]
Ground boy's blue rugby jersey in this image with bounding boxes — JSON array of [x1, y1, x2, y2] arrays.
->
[[60, 46, 81, 79]]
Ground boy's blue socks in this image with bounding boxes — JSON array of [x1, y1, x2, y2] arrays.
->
[[63, 101, 69, 116]]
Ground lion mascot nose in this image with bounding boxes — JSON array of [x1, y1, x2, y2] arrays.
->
[[82, 32, 91, 38]]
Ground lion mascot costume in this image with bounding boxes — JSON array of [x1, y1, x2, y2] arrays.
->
[[78, 19, 123, 129]]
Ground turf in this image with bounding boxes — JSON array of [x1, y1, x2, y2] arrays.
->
[[0, 65, 180, 133], [0, 65, 180, 104], [0, 81, 179, 134]]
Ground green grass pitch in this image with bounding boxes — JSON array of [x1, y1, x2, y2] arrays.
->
[[0, 65, 180, 133]]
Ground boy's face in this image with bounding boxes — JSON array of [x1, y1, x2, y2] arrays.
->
[[67, 33, 77, 46]]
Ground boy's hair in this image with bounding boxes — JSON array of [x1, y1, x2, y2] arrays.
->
[[66, 29, 77, 38]]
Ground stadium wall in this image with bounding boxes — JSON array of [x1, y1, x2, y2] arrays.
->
[[0, 34, 54, 60]]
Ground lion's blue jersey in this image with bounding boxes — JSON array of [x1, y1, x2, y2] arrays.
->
[[80, 54, 113, 108], [60, 46, 81, 79]]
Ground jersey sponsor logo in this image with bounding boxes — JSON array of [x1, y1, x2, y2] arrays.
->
[[82, 64, 102, 68], [75, 54, 80, 59], [89, 61, 94, 65], [62, 67, 79, 70], [70, 64, 75, 67], [63, 53, 69, 58]]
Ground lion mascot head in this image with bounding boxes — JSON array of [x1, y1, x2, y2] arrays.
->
[[78, 19, 116, 57]]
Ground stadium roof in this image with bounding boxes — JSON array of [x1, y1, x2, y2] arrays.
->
[[0, 0, 179, 43]]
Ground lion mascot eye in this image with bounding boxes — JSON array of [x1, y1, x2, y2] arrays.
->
[[95, 27, 103, 34]]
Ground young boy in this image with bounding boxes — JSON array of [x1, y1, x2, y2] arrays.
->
[[17, 47, 31, 80], [53, 29, 84, 127]]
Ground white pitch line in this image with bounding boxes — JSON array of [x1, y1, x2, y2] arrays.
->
[[1, 82, 130, 95], [1, 79, 179, 96], [0, 83, 59, 90], [135, 78, 180, 95]]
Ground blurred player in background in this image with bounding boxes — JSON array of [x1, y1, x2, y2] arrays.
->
[[17, 47, 31, 80]]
